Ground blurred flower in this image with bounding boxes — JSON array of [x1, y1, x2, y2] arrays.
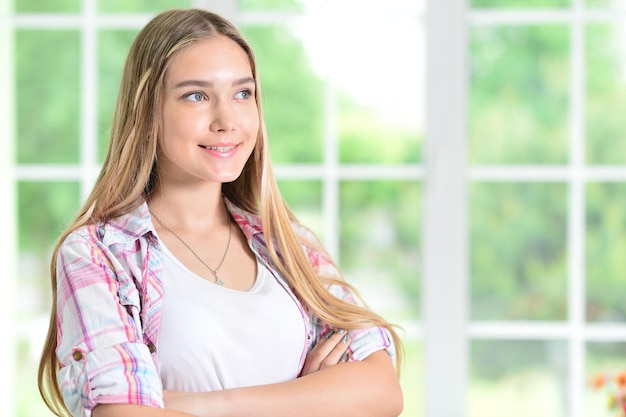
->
[[590, 370, 626, 417]]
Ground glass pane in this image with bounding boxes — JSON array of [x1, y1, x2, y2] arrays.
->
[[586, 342, 626, 417], [400, 338, 423, 417], [586, 183, 626, 322], [587, 0, 626, 8], [468, 340, 568, 417], [240, 0, 304, 12], [277, 180, 323, 240], [336, 16, 423, 164], [472, 0, 569, 7], [243, 25, 324, 163], [15, 0, 79, 13], [331, 0, 424, 14], [586, 23, 626, 164], [470, 182, 567, 320], [339, 180, 421, 321], [98, 0, 191, 13], [16, 30, 80, 164], [17, 181, 80, 417], [98, 29, 140, 162], [470, 25, 569, 164]]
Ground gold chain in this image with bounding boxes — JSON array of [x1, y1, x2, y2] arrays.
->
[[149, 207, 232, 286]]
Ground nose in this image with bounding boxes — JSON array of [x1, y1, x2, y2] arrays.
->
[[209, 100, 236, 132]]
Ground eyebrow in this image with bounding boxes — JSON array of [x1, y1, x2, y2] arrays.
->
[[172, 77, 255, 89]]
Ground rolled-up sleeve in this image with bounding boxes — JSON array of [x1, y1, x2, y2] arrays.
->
[[55, 231, 163, 417], [326, 284, 396, 362], [296, 225, 397, 362]]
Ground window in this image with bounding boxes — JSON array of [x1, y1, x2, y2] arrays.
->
[[9, 1, 624, 417], [7, 1, 422, 416]]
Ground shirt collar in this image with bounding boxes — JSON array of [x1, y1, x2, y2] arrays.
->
[[101, 197, 263, 247]]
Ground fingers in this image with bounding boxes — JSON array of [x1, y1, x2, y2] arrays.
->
[[301, 329, 352, 376]]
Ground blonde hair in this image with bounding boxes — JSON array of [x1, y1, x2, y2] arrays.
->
[[38, 8, 403, 417]]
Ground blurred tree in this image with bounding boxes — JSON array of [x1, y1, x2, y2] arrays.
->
[[16, 30, 80, 164], [470, 182, 567, 321]]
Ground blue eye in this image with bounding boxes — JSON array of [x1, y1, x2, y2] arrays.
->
[[185, 92, 205, 102], [235, 89, 252, 99]]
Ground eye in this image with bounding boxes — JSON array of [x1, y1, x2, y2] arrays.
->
[[184, 92, 205, 102], [235, 89, 252, 100]]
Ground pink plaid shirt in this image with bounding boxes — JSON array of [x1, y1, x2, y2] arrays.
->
[[55, 198, 395, 416]]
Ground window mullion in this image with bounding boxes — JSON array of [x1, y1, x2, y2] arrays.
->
[[423, 1, 468, 417], [567, 2, 586, 417]]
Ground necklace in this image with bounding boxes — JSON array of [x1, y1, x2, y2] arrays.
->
[[149, 207, 232, 286]]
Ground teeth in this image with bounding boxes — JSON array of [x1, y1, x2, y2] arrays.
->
[[205, 145, 236, 152]]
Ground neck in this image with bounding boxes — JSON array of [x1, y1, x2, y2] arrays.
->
[[147, 182, 228, 229]]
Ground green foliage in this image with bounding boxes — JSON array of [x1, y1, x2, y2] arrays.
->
[[277, 180, 324, 240], [15, 0, 79, 12], [97, 0, 191, 13], [338, 92, 422, 164], [339, 181, 421, 306], [471, 340, 566, 380], [16, 30, 80, 164], [586, 183, 626, 321], [470, 182, 567, 320], [586, 24, 626, 164], [243, 25, 324, 163], [470, 25, 569, 164], [17, 181, 79, 252], [97, 29, 140, 161]]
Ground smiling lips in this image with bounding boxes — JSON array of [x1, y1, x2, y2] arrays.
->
[[199, 144, 239, 157], [200, 144, 237, 152]]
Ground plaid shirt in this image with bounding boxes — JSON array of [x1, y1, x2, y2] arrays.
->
[[55, 198, 395, 417]]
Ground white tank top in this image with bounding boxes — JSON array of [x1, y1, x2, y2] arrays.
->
[[157, 242, 306, 392]]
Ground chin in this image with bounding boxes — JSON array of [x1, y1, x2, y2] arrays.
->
[[215, 170, 245, 184]]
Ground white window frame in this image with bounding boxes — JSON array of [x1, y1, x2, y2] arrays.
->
[[425, 2, 626, 417], [9, 1, 626, 417]]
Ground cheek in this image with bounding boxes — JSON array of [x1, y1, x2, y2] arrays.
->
[[243, 107, 260, 135]]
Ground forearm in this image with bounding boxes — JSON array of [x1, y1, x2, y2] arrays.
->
[[169, 350, 402, 417], [93, 404, 196, 417]]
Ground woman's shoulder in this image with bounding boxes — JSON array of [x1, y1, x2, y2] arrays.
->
[[64, 203, 155, 248]]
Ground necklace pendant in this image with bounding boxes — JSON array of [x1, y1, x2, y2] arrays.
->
[[215, 276, 224, 286]]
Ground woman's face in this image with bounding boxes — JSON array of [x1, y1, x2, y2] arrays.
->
[[158, 35, 259, 187]]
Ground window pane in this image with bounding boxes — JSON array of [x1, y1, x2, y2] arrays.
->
[[16, 30, 80, 164], [17, 181, 80, 417], [400, 338, 423, 417], [587, 0, 626, 8], [332, 0, 424, 13], [586, 23, 626, 164], [339, 180, 421, 417], [470, 25, 569, 164], [470, 182, 567, 320], [240, 0, 304, 12], [98, 29, 140, 162], [277, 180, 323, 240], [337, 16, 423, 164], [339, 180, 421, 320], [15, 0, 79, 13], [586, 342, 626, 417], [472, 0, 569, 7], [98, 0, 191, 13], [468, 340, 567, 417], [243, 25, 324, 163], [586, 183, 626, 322]]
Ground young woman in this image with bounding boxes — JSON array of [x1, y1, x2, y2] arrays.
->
[[38, 8, 404, 417]]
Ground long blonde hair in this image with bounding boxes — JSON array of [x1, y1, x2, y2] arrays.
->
[[38, 8, 403, 417]]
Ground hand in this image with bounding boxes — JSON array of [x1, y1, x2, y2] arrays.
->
[[300, 329, 352, 376]]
